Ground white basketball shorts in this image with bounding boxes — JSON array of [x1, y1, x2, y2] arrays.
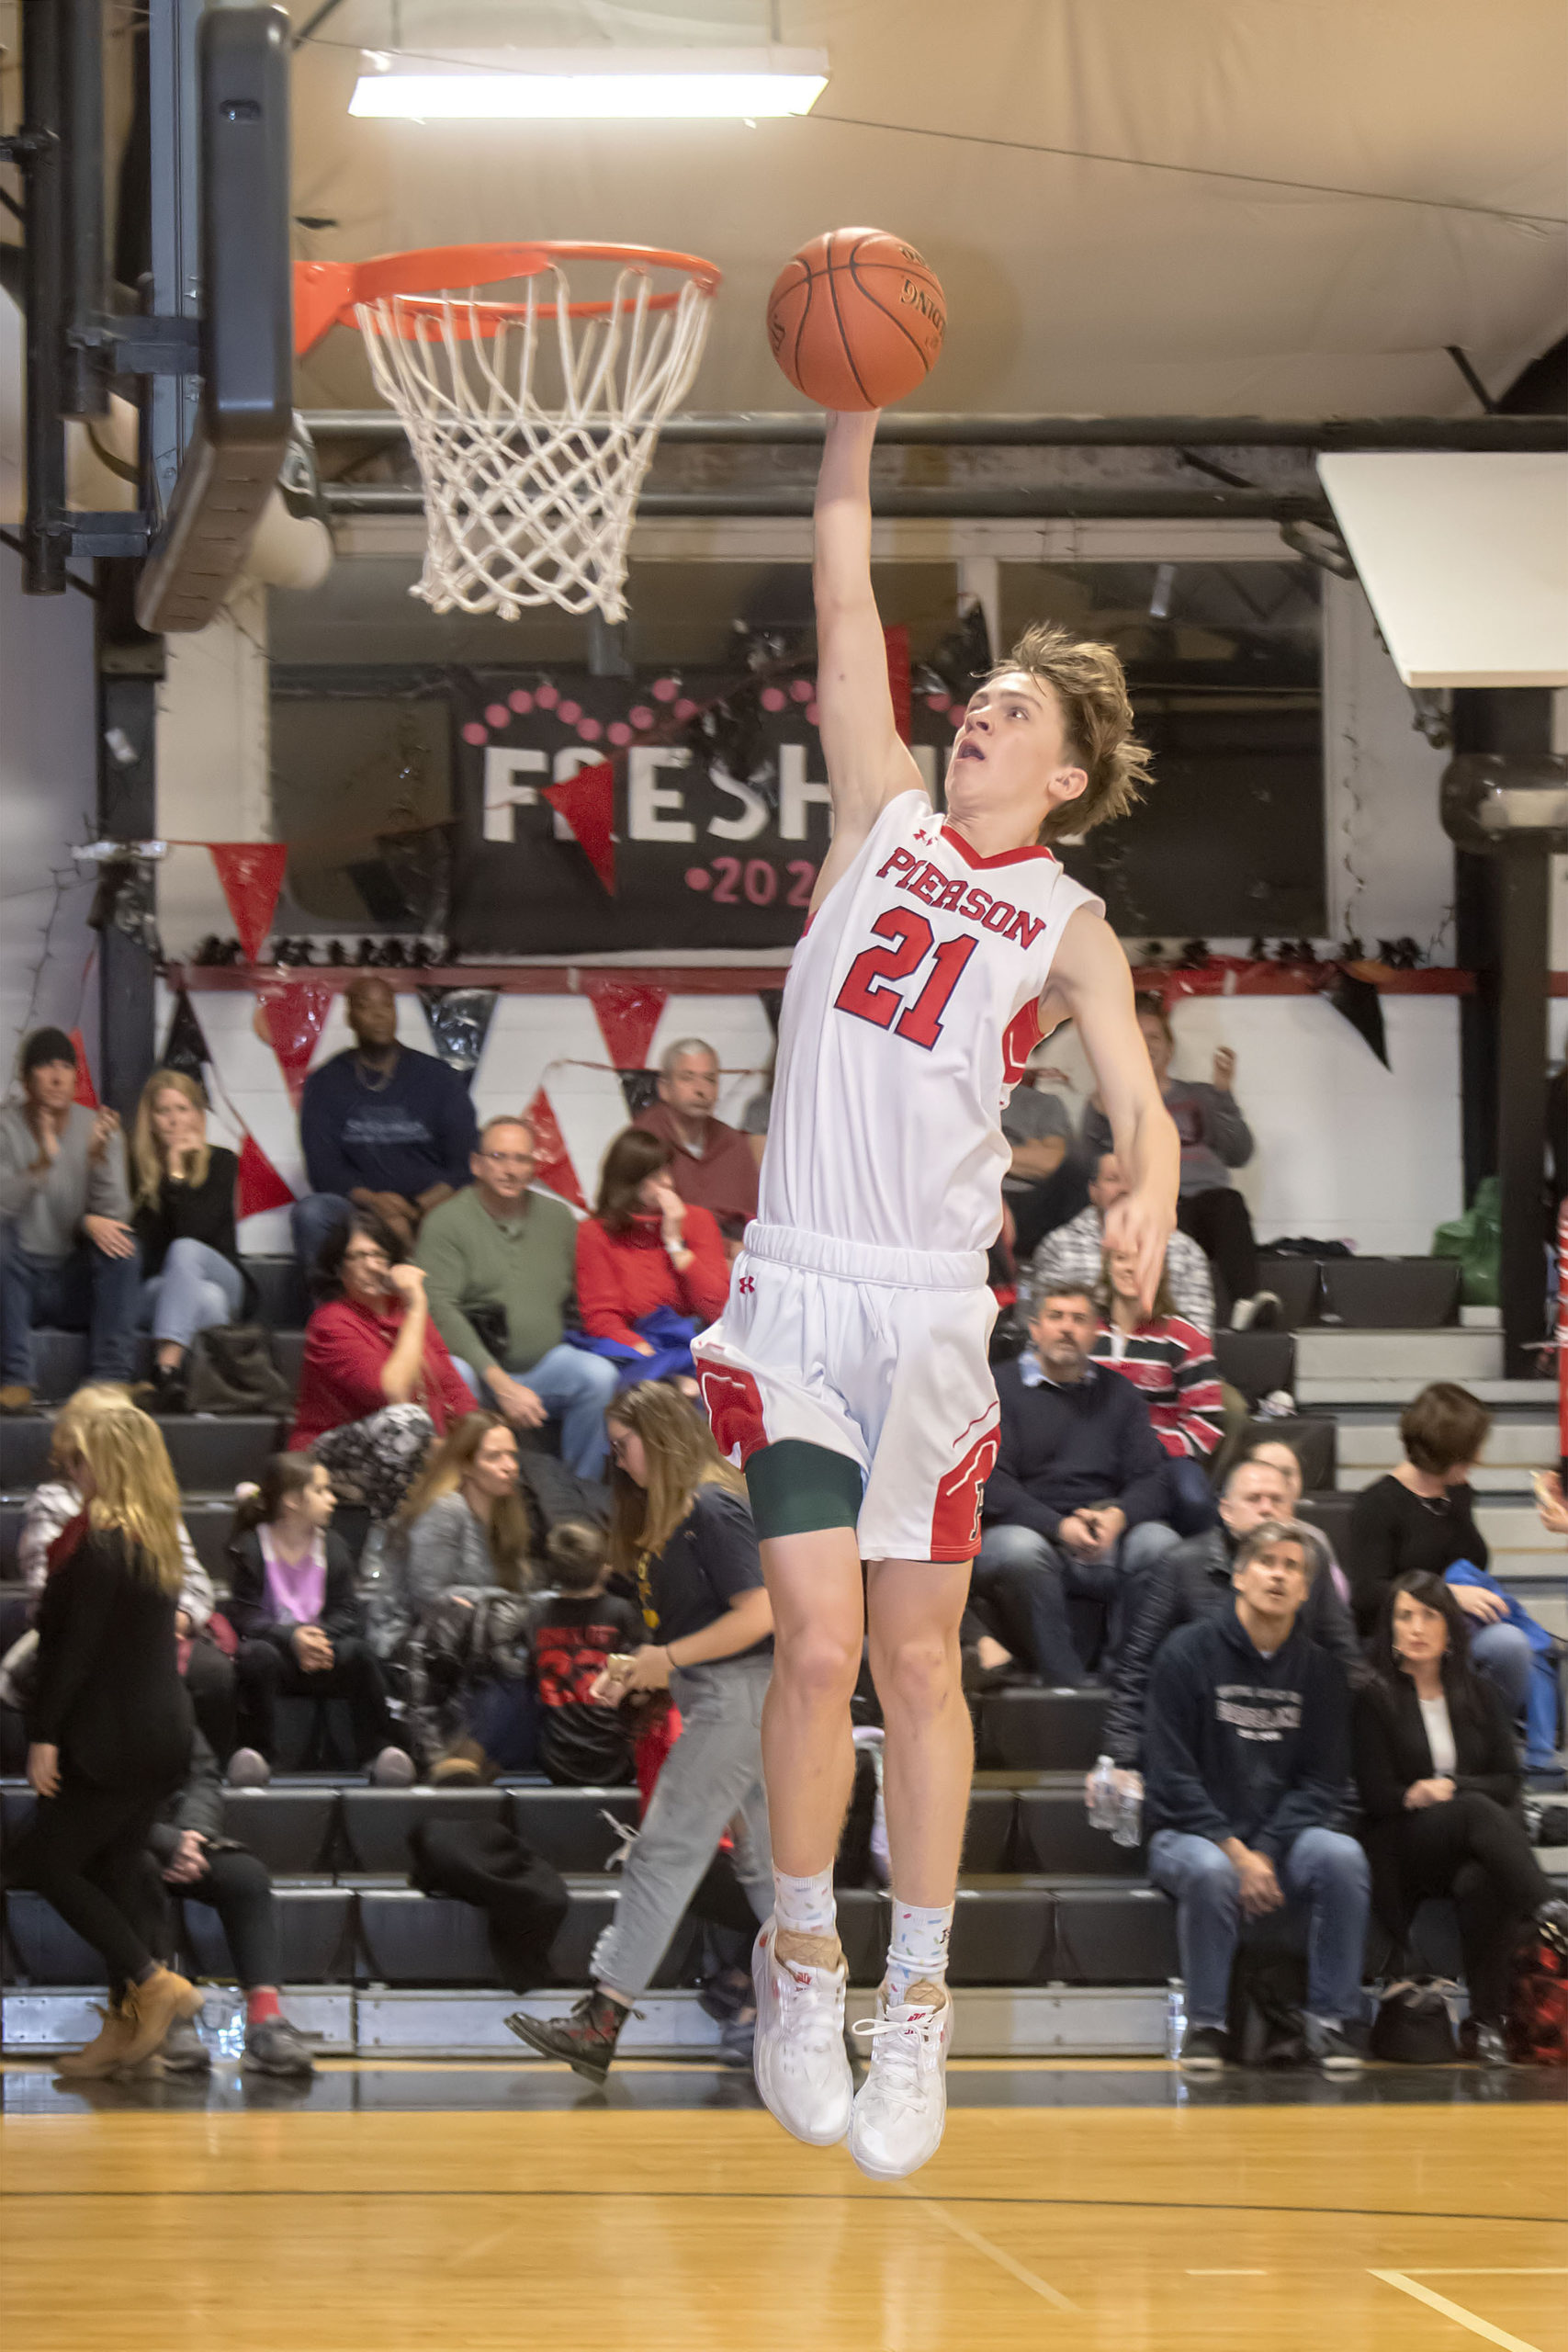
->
[[692, 1222, 1001, 1564]]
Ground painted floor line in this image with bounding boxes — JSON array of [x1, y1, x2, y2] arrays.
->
[[1370, 2269, 1546, 2352], [903, 2188, 1078, 2312]]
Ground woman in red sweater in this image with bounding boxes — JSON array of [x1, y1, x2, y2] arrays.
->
[[290, 1208, 474, 1521], [577, 1131, 729, 1389]]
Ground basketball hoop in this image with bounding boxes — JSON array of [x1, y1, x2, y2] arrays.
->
[[294, 242, 721, 622]]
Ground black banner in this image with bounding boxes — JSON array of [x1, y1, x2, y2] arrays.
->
[[452, 670, 957, 955]]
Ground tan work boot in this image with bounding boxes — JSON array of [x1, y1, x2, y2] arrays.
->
[[116, 1968, 205, 2068], [0, 1385, 35, 1416], [56, 2000, 139, 2078]]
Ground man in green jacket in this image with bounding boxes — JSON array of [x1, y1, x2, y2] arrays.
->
[[416, 1114, 617, 1477]]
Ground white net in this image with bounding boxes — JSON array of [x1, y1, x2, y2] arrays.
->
[[357, 261, 715, 623]]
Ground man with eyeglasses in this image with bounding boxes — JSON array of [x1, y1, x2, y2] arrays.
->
[[416, 1115, 617, 1478]]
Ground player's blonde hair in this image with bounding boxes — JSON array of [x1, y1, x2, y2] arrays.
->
[[989, 622, 1153, 840]]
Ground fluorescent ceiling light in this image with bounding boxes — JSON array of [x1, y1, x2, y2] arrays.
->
[[350, 46, 829, 119]]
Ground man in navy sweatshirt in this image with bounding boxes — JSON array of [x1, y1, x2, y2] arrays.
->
[[293, 978, 478, 1277], [1145, 1518, 1369, 2075], [973, 1280, 1179, 1685]]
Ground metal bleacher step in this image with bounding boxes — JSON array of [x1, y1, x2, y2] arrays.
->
[[0, 1411, 285, 1496], [1295, 1327, 1504, 1385]]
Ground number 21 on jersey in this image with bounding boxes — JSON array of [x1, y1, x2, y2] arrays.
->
[[833, 908, 977, 1052]]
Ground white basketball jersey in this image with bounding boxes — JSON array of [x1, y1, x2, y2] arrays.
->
[[760, 790, 1103, 1258]]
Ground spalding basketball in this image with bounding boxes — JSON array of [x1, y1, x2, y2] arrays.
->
[[766, 228, 944, 411]]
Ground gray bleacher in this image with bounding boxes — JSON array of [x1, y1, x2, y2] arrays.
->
[[1, 1249, 1562, 2057]]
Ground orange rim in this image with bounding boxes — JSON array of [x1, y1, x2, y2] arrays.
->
[[295, 241, 721, 356]]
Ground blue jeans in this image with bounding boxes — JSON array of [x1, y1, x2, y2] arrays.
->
[[1147, 1825, 1371, 2031], [291, 1193, 353, 1282], [1166, 1454, 1222, 1537], [139, 1238, 245, 1350], [0, 1228, 141, 1387], [971, 1517, 1181, 1685], [452, 1341, 618, 1478]]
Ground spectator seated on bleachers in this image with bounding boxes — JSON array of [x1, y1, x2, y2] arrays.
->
[[1347, 1382, 1559, 1772], [970, 1280, 1179, 1689], [633, 1037, 759, 1254], [1000, 1059, 1086, 1263], [1027, 1150, 1214, 1335], [144, 1727, 317, 2077], [1145, 1519, 1369, 2075], [292, 976, 478, 1275], [575, 1130, 730, 1392], [130, 1068, 252, 1416], [0, 1027, 140, 1414], [416, 1114, 619, 1479], [1091, 1244, 1224, 1535], [227, 1455, 404, 1781], [370, 1412, 538, 1781], [291, 1210, 472, 1523], [1100, 1459, 1363, 1799], [1244, 1436, 1353, 1610], [506, 1382, 773, 2085], [1082, 999, 1278, 1332], [524, 1518, 641, 1788], [17, 1380, 235, 1761], [1352, 1571, 1566, 2067]]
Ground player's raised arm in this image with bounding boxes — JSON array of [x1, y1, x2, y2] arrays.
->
[[811, 412, 926, 903], [1044, 907, 1179, 1312]]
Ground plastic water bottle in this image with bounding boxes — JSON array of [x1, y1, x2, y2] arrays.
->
[[1165, 1979, 1187, 2060], [199, 1993, 245, 2061], [1086, 1755, 1117, 1832], [1111, 1776, 1143, 1849]]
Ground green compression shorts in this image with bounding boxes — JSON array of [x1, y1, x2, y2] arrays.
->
[[744, 1439, 864, 1541]]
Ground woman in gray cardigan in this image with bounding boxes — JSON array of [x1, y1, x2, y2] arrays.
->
[[371, 1411, 537, 1775]]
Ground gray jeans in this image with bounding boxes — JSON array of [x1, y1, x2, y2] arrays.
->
[[591, 1655, 773, 2001]]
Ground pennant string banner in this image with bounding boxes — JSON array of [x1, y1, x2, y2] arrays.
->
[[236, 1130, 297, 1217], [259, 983, 333, 1110], [584, 978, 667, 1071], [541, 762, 616, 897], [522, 1086, 586, 1210], [209, 843, 288, 965], [69, 1028, 98, 1109]]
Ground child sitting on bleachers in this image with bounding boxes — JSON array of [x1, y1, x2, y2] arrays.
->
[[525, 1520, 641, 1788]]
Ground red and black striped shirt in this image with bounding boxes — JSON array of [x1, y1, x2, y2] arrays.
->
[[1090, 1317, 1224, 1460]]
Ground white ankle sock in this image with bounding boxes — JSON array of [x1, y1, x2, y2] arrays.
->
[[773, 1865, 838, 1940], [885, 1897, 953, 2005]]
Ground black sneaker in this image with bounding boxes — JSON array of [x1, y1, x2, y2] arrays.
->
[[1534, 1898, 1568, 1959], [1177, 2025, 1228, 2074], [1303, 2016, 1365, 2075], [243, 2018, 317, 2078], [505, 1990, 627, 2085]]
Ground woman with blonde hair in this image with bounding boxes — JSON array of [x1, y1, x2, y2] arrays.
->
[[3, 1406, 204, 2075], [130, 1068, 251, 1411], [15, 1379, 234, 1758], [508, 1383, 773, 2085]]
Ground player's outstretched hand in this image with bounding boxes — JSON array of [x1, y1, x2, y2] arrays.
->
[[1102, 1188, 1174, 1318]]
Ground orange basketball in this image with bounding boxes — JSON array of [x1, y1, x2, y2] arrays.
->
[[766, 228, 945, 411]]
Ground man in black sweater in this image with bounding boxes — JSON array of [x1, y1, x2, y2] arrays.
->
[[1101, 1457, 1364, 1778], [1145, 1519, 1369, 2075], [973, 1281, 1178, 1686]]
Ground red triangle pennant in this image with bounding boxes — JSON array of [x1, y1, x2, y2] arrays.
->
[[523, 1086, 586, 1210], [884, 624, 911, 744], [259, 984, 333, 1109], [236, 1130, 296, 1217], [68, 1029, 98, 1107], [542, 761, 616, 896], [209, 843, 288, 965], [586, 978, 668, 1071]]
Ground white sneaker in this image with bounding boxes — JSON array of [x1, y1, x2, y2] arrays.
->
[[750, 1917, 854, 2147], [848, 1983, 953, 2180]]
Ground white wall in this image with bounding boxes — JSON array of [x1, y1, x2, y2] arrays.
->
[[156, 586, 271, 958], [0, 561, 100, 1084], [1322, 574, 1453, 954], [1030, 991, 1462, 1256]]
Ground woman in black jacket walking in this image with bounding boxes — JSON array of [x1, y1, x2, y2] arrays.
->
[[1352, 1571, 1565, 2063], [5, 1405, 204, 2075]]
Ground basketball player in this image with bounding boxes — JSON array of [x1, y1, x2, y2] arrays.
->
[[693, 408, 1179, 2178]]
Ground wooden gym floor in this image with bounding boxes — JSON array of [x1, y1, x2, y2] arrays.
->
[[1, 2059, 1564, 2352]]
